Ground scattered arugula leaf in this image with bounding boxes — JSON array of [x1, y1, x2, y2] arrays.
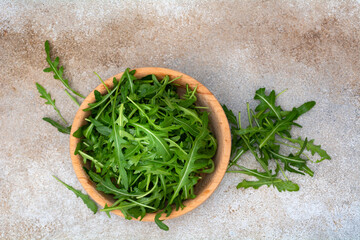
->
[[43, 40, 85, 99], [53, 175, 98, 214], [155, 212, 169, 231], [36, 82, 67, 125], [43, 117, 71, 134], [224, 88, 330, 191]]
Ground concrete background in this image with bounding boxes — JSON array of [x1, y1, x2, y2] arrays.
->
[[1, 0, 359, 239]]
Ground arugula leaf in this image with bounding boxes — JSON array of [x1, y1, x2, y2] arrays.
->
[[237, 178, 299, 192], [284, 136, 331, 162], [132, 123, 172, 161], [36, 82, 67, 124], [225, 88, 330, 192], [254, 88, 282, 120], [43, 40, 85, 99], [169, 113, 209, 204], [222, 104, 237, 126], [42, 117, 71, 134], [258, 121, 292, 148], [53, 175, 98, 214], [112, 124, 129, 189], [155, 212, 169, 231], [64, 89, 80, 106], [88, 117, 112, 136]]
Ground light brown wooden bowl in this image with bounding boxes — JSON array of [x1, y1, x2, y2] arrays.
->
[[69, 67, 231, 221]]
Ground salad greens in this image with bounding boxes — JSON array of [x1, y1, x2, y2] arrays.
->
[[223, 88, 330, 191], [75, 68, 216, 229], [38, 40, 331, 231], [43, 40, 85, 99]]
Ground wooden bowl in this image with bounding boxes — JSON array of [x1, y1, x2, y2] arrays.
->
[[69, 67, 231, 221]]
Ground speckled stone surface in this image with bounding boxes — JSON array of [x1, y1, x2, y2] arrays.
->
[[1, 1, 359, 239]]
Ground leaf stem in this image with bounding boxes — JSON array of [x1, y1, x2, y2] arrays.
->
[[246, 102, 253, 128], [275, 159, 288, 181], [276, 88, 288, 98], [94, 71, 110, 93], [64, 89, 80, 107]]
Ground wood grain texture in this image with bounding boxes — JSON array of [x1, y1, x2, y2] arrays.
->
[[69, 67, 231, 221]]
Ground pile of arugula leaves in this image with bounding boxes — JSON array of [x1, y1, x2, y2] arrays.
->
[[223, 89, 331, 191], [37, 41, 216, 230], [74, 69, 216, 229]]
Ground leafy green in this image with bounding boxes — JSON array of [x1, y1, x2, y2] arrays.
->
[[53, 175, 98, 214], [254, 88, 282, 120], [74, 70, 216, 230], [284, 136, 331, 163], [64, 89, 80, 106], [155, 212, 169, 231], [39, 41, 216, 231], [225, 88, 330, 191], [237, 178, 299, 192], [36, 82, 67, 124], [43, 117, 71, 134], [43, 40, 85, 98]]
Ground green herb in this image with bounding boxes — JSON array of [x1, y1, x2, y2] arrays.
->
[[36, 82, 68, 125], [43, 117, 71, 134], [155, 212, 169, 231], [224, 88, 330, 191], [75, 69, 216, 230], [53, 175, 98, 214], [43, 40, 85, 99], [36, 82, 67, 124], [64, 89, 80, 106]]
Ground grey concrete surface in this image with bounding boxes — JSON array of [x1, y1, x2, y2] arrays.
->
[[1, 0, 359, 239]]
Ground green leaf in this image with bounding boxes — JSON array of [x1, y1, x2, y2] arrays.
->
[[88, 171, 143, 197], [173, 117, 199, 136], [73, 126, 84, 138], [222, 104, 237, 125], [284, 136, 331, 162], [237, 178, 299, 192], [43, 40, 85, 99], [88, 117, 112, 136], [42, 117, 71, 134], [44, 41, 84, 99], [169, 113, 209, 204], [84, 84, 120, 111], [259, 121, 292, 148], [125, 68, 136, 95], [53, 175, 98, 214], [131, 123, 172, 161], [36, 82, 67, 124], [112, 124, 129, 189], [292, 101, 316, 121], [254, 88, 282, 120], [155, 212, 169, 231], [116, 103, 128, 127], [234, 127, 266, 136]]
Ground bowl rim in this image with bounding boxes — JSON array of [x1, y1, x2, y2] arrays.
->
[[69, 67, 231, 221]]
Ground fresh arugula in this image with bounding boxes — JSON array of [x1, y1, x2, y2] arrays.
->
[[224, 88, 330, 191], [43, 40, 85, 99], [42, 117, 71, 134], [74, 69, 216, 230], [36, 82, 67, 124], [53, 175, 98, 214], [37, 40, 84, 134]]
